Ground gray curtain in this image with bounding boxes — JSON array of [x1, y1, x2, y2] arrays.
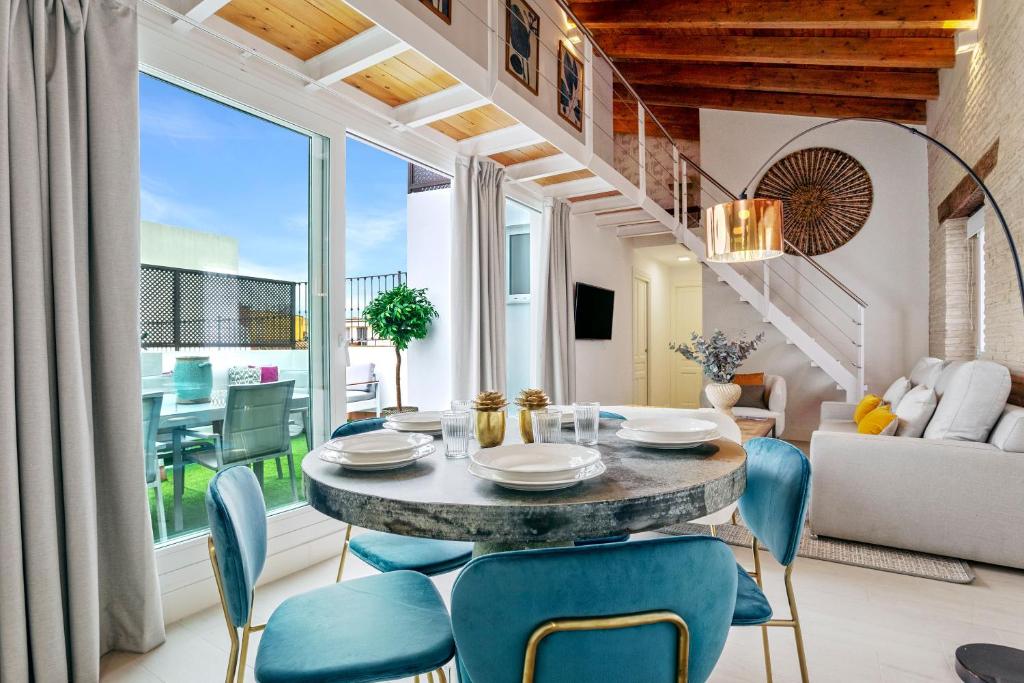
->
[[0, 1, 165, 681], [533, 199, 576, 403], [451, 156, 507, 398]]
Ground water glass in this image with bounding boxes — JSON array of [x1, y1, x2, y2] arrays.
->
[[450, 399, 473, 413], [440, 410, 471, 459], [531, 408, 563, 444], [573, 402, 600, 446]]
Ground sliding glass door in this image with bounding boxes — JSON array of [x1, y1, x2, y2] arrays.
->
[[138, 71, 330, 545]]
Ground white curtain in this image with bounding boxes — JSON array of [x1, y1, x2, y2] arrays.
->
[[1, 1, 165, 680], [533, 199, 576, 403], [451, 156, 507, 398]]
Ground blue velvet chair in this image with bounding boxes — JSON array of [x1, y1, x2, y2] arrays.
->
[[206, 466, 455, 683], [451, 535, 737, 683], [331, 418, 473, 582], [733, 437, 812, 683]]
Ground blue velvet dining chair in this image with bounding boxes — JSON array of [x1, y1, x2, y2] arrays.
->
[[206, 466, 455, 683], [330, 418, 473, 582], [732, 437, 812, 683], [451, 535, 738, 683]]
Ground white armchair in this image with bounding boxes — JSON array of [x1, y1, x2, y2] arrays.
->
[[733, 374, 787, 437]]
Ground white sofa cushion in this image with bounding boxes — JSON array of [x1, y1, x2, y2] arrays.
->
[[989, 406, 1024, 453], [934, 360, 965, 398], [882, 376, 912, 407], [817, 419, 859, 434], [894, 385, 937, 438], [923, 360, 1011, 442], [909, 356, 944, 388]]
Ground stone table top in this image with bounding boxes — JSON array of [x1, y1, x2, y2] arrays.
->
[[302, 418, 746, 544]]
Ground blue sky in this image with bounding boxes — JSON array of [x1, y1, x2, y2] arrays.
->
[[139, 73, 407, 282]]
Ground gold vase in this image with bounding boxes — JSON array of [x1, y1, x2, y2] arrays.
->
[[519, 408, 539, 444], [476, 410, 506, 448]]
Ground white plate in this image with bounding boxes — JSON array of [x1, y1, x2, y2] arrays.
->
[[548, 405, 576, 425], [324, 431, 433, 458], [471, 443, 601, 481], [621, 417, 718, 438], [387, 411, 443, 426], [319, 444, 435, 470], [616, 429, 719, 449], [468, 460, 606, 490], [383, 420, 442, 434]]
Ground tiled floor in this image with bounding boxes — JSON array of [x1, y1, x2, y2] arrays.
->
[[101, 529, 1024, 683]]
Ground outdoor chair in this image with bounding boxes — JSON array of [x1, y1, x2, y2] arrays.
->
[[142, 391, 167, 542]]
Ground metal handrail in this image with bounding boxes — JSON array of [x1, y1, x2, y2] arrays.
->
[[556, 0, 867, 311]]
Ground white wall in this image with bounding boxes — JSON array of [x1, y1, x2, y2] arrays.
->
[[406, 188, 452, 409], [700, 109, 931, 437], [570, 214, 634, 404]]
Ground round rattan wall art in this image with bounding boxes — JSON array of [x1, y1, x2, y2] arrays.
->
[[755, 147, 873, 256]]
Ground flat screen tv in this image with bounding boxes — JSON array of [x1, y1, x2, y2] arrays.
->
[[574, 282, 614, 340]]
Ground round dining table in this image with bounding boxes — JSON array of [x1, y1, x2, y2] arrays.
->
[[302, 412, 747, 554]]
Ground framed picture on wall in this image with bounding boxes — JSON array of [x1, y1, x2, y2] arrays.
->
[[557, 42, 584, 131], [505, 0, 540, 95], [419, 0, 451, 24]]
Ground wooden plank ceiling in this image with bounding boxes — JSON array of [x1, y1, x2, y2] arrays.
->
[[571, 0, 977, 125], [217, 0, 519, 141]]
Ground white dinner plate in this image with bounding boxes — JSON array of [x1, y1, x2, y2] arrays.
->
[[319, 444, 435, 470], [468, 460, 606, 490], [323, 431, 433, 459], [383, 420, 442, 434], [616, 429, 719, 449], [471, 443, 601, 481], [387, 411, 443, 426], [620, 417, 718, 438]]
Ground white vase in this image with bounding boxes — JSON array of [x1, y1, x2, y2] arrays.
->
[[705, 382, 742, 418]]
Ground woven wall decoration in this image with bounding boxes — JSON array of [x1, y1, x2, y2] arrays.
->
[[755, 147, 873, 256]]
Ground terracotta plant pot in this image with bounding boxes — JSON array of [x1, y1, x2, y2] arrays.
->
[[705, 382, 741, 418]]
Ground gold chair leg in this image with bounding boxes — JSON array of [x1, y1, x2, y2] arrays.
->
[[785, 565, 810, 683], [427, 672, 435, 682], [760, 625, 774, 683], [209, 538, 241, 683], [709, 524, 717, 537], [225, 633, 239, 683], [336, 524, 353, 583], [413, 676, 420, 683], [236, 623, 252, 683], [436, 668, 448, 683]]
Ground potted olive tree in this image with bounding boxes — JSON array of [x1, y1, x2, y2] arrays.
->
[[362, 284, 438, 415]]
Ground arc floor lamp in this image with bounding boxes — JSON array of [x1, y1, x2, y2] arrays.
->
[[706, 117, 1024, 679]]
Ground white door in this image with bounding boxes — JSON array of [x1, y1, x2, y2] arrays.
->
[[632, 275, 650, 405], [670, 284, 702, 407]]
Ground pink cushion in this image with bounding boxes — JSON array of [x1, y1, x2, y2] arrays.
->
[[260, 366, 279, 383]]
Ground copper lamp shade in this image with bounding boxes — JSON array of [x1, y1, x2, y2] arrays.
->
[[705, 198, 784, 263]]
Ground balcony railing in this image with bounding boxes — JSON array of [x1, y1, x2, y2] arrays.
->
[[346, 271, 407, 346]]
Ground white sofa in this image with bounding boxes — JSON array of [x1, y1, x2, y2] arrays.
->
[[808, 358, 1024, 569], [733, 373, 787, 437]]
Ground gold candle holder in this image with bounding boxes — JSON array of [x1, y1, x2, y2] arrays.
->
[[515, 388, 551, 444], [473, 391, 509, 449]]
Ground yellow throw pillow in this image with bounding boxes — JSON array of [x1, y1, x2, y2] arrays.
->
[[858, 405, 898, 435], [854, 394, 883, 424]]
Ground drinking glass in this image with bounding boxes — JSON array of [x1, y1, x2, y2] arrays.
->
[[450, 399, 473, 413], [573, 402, 600, 446], [531, 408, 563, 444], [440, 410, 471, 458]]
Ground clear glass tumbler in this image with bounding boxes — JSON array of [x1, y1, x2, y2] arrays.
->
[[440, 410, 471, 458], [531, 408, 563, 444], [573, 402, 600, 446], [450, 399, 473, 413]]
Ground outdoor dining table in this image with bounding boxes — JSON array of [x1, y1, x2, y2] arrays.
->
[[302, 412, 747, 555], [158, 390, 310, 531]]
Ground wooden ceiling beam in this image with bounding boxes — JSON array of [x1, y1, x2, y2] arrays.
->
[[630, 84, 927, 123], [612, 105, 700, 140], [616, 61, 940, 101], [593, 31, 955, 69], [571, 0, 977, 30]]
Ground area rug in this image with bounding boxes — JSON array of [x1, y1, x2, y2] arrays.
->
[[659, 519, 975, 584]]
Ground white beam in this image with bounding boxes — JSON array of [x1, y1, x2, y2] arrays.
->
[[504, 153, 583, 183], [595, 208, 652, 228], [172, 0, 232, 32], [570, 195, 635, 215], [541, 175, 611, 198], [392, 84, 489, 128], [617, 223, 670, 238], [304, 27, 406, 90], [456, 123, 545, 157]]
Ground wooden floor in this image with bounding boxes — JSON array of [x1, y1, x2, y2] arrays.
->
[[102, 528, 1024, 682]]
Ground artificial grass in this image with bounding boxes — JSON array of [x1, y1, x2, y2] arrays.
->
[[148, 434, 311, 543]]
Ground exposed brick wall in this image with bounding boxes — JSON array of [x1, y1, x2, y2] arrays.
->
[[928, 0, 1024, 372], [930, 218, 976, 359]]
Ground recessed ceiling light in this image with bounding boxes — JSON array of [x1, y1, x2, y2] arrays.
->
[[677, 256, 691, 262]]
